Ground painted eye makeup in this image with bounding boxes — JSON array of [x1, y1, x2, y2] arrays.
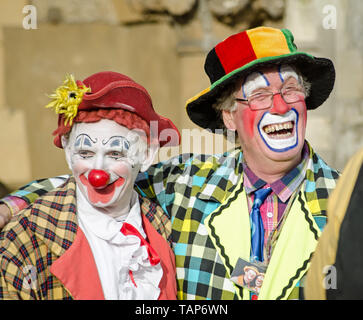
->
[[107, 150, 127, 160], [77, 150, 95, 159]]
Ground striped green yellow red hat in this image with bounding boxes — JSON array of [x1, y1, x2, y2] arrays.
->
[[186, 26, 335, 130]]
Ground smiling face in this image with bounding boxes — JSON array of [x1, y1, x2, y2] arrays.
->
[[222, 65, 307, 177], [63, 119, 153, 213], [255, 274, 264, 287], [244, 268, 257, 283]]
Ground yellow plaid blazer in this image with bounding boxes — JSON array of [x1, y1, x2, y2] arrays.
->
[[0, 177, 172, 300]]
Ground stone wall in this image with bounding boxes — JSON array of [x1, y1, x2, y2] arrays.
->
[[285, 0, 363, 170], [0, 0, 361, 190]]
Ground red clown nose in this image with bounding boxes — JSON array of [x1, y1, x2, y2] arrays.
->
[[88, 170, 110, 188]]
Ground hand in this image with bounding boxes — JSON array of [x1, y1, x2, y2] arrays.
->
[[0, 204, 11, 230]]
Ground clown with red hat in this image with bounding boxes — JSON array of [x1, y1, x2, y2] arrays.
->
[[0, 71, 178, 300]]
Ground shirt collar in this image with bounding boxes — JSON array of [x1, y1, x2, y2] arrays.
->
[[76, 188, 144, 241], [243, 142, 310, 203]]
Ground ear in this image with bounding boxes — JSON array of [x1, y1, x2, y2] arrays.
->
[[140, 141, 159, 172], [222, 110, 237, 131], [61, 135, 73, 172]]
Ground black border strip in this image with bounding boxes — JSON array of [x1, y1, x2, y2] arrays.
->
[[277, 191, 318, 299], [277, 252, 313, 300], [207, 182, 245, 299], [298, 191, 319, 241]]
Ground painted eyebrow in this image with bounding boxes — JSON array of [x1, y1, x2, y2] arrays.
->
[[102, 136, 130, 149], [74, 134, 98, 147], [278, 65, 284, 83], [278, 65, 300, 84], [242, 71, 270, 98]]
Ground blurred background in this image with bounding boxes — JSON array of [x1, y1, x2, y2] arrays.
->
[[0, 0, 362, 191]]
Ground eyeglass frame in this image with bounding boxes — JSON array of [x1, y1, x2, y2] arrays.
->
[[235, 83, 306, 111]]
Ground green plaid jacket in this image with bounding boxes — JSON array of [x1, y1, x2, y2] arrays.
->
[[2, 143, 339, 300], [135, 143, 340, 299]]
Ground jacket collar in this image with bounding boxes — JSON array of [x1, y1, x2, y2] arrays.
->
[[196, 141, 338, 217], [29, 176, 78, 257]]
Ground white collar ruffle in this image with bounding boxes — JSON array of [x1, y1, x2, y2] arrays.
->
[[76, 187, 163, 300]]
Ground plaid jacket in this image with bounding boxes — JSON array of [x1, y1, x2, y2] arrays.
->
[[0, 177, 176, 300], [1, 143, 339, 300], [135, 142, 340, 299]]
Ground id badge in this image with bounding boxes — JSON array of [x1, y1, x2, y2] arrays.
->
[[230, 258, 267, 294]]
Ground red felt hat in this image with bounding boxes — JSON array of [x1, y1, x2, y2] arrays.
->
[[49, 71, 180, 148]]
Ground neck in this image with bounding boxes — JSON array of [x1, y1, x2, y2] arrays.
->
[[244, 153, 302, 184]]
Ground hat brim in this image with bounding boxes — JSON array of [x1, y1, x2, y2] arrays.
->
[[186, 52, 335, 130], [79, 85, 181, 148]]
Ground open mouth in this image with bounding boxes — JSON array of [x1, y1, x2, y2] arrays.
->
[[258, 109, 299, 152], [262, 121, 294, 139]]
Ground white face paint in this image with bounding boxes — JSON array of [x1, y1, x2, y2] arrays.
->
[[242, 71, 270, 98], [63, 119, 153, 213], [242, 64, 300, 98], [278, 64, 300, 84], [240, 65, 303, 152], [258, 109, 299, 152]]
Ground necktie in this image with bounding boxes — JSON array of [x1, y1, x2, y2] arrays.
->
[[250, 187, 272, 262]]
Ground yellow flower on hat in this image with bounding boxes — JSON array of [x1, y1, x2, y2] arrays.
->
[[45, 74, 91, 126]]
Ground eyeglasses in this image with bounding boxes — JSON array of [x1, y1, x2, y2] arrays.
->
[[235, 84, 306, 111]]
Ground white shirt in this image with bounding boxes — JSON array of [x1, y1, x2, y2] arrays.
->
[[76, 187, 163, 300]]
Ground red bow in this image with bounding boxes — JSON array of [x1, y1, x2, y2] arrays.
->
[[120, 222, 161, 266]]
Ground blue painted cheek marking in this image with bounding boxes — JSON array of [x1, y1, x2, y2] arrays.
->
[[257, 108, 299, 153]]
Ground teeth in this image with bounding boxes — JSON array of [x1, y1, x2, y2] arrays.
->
[[264, 121, 293, 134]]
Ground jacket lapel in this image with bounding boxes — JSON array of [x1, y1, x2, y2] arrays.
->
[[30, 176, 104, 300], [142, 214, 177, 300], [259, 191, 321, 300], [50, 227, 104, 300], [204, 177, 251, 299], [204, 180, 321, 300]]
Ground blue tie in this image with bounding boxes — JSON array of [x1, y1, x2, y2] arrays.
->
[[250, 187, 272, 262]]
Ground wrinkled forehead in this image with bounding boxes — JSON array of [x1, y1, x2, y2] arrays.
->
[[241, 64, 301, 97]]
